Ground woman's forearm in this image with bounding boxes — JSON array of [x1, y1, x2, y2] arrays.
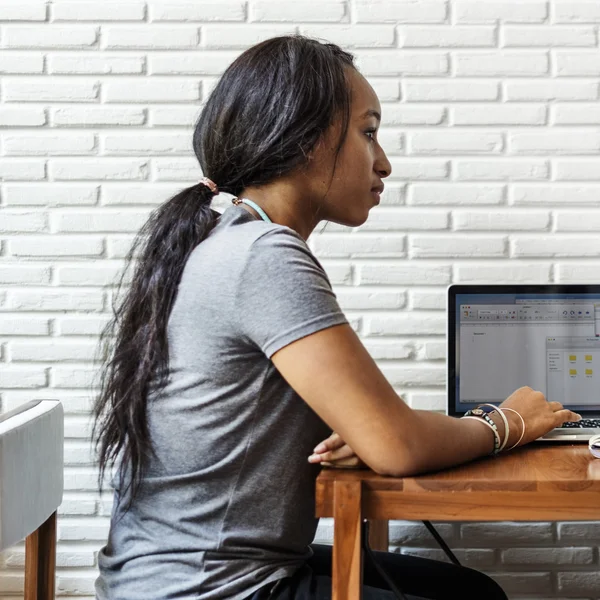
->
[[387, 408, 517, 477]]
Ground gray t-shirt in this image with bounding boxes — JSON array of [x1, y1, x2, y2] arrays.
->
[[95, 203, 348, 600]]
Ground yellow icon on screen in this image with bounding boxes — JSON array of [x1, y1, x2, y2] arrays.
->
[[570, 369, 577, 376], [586, 369, 593, 376], [569, 355, 577, 362], [586, 355, 593, 362]]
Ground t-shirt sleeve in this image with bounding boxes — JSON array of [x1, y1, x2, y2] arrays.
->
[[235, 228, 349, 359]]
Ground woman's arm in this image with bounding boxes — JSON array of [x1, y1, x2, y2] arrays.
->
[[271, 323, 580, 477]]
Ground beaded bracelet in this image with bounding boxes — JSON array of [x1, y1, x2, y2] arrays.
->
[[480, 403, 510, 451], [463, 408, 502, 455]]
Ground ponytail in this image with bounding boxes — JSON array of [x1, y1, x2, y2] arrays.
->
[[92, 183, 218, 511]]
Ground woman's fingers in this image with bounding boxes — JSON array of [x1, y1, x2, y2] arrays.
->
[[548, 401, 564, 412], [554, 408, 582, 426], [320, 444, 354, 462], [321, 456, 364, 469], [309, 443, 354, 464], [310, 432, 367, 469], [313, 431, 342, 454]]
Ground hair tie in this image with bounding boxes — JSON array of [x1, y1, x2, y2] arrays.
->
[[199, 177, 218, 196]]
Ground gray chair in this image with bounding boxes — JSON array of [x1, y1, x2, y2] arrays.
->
[[0, 400, 64, 600]]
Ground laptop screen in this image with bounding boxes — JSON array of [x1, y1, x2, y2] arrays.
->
[[449, 285, 600, 415]]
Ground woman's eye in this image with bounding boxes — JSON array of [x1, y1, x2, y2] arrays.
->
[[365, 129, 377, 141]]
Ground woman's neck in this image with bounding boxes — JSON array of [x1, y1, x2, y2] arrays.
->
[[236, 183, 319, 241]]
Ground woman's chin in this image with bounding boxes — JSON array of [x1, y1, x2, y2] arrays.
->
[[327, 205, 373, 229], [338, 214, 369, 228]]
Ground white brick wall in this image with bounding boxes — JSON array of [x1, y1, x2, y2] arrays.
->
[[1, 1, 600, 598]]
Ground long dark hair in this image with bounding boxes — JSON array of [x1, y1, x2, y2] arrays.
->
[[92, 35, 355, 511]]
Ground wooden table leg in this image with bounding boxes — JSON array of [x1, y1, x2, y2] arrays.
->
[[367, 520, 389, 552], [333, 480, 363, 600], [25, 511, 57, 600]]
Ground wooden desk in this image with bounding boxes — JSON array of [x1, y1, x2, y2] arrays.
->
[[315, 444, 600, 600]]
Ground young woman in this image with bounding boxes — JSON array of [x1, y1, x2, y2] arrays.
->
[[92, 35, 580, 600]]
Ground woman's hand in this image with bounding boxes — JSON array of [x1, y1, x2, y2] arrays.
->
[[499, 386, 581, 449], [308, 431, 367, 469]]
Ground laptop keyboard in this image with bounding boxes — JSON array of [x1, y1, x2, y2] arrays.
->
[[560, 419, 600, 429]]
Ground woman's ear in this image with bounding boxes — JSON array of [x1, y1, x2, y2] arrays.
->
[[307, 134, 328, 162], [306, 140, 321, 161]]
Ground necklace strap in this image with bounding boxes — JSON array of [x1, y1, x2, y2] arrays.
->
[[232, 197, 272, 223]]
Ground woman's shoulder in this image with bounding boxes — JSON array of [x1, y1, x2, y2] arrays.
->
[[183, 207, 312, 280]]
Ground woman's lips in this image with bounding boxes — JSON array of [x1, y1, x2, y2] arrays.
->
[[371, 184, 384, 205]]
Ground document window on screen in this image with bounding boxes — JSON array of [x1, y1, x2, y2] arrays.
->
[[547, 337, 600, 406], [458, 299, 600, 407]]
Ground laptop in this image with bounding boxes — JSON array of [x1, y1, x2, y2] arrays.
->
[[447, 284, 600, 442]]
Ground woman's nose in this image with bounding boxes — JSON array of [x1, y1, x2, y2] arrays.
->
[[375, 154, 392, 179]]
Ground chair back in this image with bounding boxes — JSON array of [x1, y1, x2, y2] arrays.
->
[[0, 400, 64, 551]]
